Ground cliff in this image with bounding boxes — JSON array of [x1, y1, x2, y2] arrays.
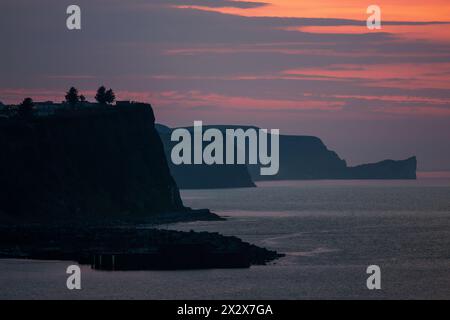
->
[[0, 105, 284, 269], [156, 124, 256, 189], [346, 156, 417, 179], [157, 125, 416, 185], [0, 104, 188, 222], [249, 134, 417, 181], [249, 135, 348, 180]]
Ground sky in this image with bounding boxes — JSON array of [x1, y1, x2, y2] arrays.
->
[[1, 0, 450, 171]]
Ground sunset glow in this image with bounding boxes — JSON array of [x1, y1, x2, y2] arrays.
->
[[1, 0, 450, 170], [180, 0, 450, 21]]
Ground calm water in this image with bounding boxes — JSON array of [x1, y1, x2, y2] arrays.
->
[[1, 178, 450, 299]]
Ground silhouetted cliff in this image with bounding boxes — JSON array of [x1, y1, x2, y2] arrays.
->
[[249, 135, 348, 180], [346, 157, 417, 179], [157, 124, 416, 184], [156, 124, 256, 189], [249, 134, 417, 181], [0, 104, 187, 221]]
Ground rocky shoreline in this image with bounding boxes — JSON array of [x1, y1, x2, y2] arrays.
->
[[0, 224, 283, 270]]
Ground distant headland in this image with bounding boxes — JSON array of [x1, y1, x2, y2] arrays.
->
[[156, 124, 417, 190]]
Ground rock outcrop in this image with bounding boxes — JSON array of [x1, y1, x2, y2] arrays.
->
[[0, 226, 283, 270]]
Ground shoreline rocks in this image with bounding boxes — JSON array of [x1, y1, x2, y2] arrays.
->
[[0, 225, 283, 270]]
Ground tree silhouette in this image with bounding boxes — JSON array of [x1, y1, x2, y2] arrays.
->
[[105, 89, 116, 105], [96, 86, 116, 105], [95, 86, 107, 104], [65, 87, 80, 106], [79, 95, 86, 103], [18, 97, 34, 117]]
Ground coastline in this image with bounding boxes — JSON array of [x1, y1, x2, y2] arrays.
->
[[0, 210, 283, 270]]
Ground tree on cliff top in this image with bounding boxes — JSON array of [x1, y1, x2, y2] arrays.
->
[[65, 87, 80, 106], [95, 86, 115, 105], [105, 89, 116, 105], [18, 97, 34, 117], [95, 86, 107, 104]]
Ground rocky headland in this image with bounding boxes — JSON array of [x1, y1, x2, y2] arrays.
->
[[0, 102, 281, 269]]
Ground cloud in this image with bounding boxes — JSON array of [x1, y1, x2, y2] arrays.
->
[[1, 0, 450, 169], [161, 0, 269, 9]]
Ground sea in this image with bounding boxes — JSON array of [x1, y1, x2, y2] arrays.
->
[[1, 175, 449, 299]]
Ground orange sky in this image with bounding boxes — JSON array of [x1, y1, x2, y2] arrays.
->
[[181, 0, 450, 21], [285, 24, 450, 42]]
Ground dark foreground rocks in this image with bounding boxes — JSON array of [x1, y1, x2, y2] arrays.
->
[[0, 225, 283, 270]]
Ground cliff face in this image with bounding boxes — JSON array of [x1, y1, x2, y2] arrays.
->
[[249, 135, 348, 181], [156, 124, 256, 189], [346, 157, 417, 179], [157, 124, 417, 185], [249, 134, 417, 181], [0, 104, 184, 221]]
